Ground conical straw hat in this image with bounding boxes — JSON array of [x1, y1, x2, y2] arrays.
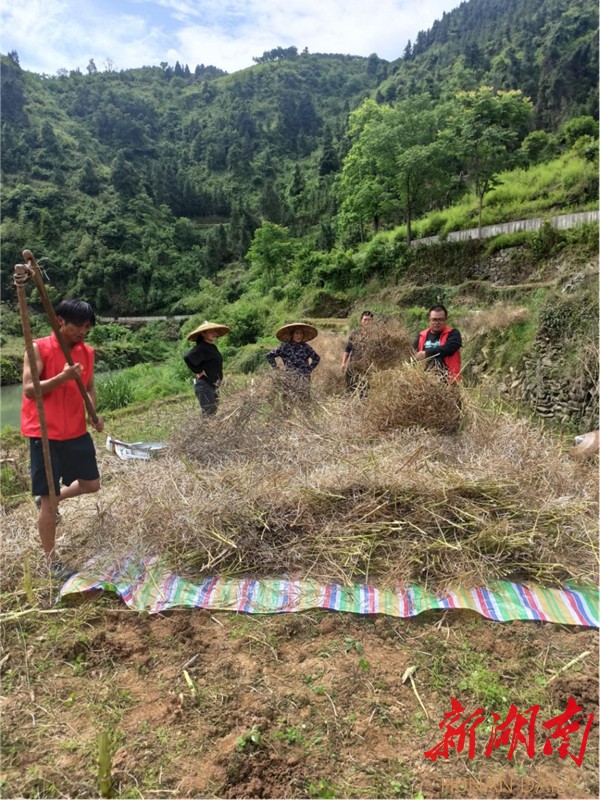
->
[[187, 321, 231, 341], [275, 322, 318, 342]]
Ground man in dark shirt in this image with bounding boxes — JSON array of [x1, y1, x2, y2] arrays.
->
[[341, 310, 374, 392], [413, 305, 462, 382], [183, 321, 230, 414]]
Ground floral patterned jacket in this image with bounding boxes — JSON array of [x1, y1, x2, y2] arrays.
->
[[266, 342, 320, 376]]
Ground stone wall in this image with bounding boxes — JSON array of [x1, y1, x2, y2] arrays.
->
[[468, 327, 598, 431]]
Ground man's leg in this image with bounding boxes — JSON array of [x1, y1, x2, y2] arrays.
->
[[59, 478, 101, 501], [38, 495, 59, 563], [59, 433, 101, 502], [30, 438, 61, 562]]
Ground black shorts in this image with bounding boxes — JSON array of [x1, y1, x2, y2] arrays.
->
[[29, 433, 99, 496]]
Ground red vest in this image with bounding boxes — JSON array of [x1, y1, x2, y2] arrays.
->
[[417, 326, 461, 382], [21, 334, 95, 440]]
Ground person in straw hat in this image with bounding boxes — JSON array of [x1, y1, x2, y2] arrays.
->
[[266, 323, 320, 398], [183, 321, 230, 415]]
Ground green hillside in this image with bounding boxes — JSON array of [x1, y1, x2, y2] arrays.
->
[[1, 0, 598, 317]]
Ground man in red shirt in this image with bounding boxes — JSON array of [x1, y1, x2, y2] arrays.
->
[[414, 304, 462, 382], [21, 299, 104, 577]]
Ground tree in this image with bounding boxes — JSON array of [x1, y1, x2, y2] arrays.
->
[[253, 46, 298, 64], [78, 158, 101, 195], [336, 99, 390, 241], [246, 222, 295, 288], [260, 182, 284, 224], [0, 55, 26, 123], [319, 126, 340, 175], [337, 96, 450, 244], [229, 204, 258, 259], [289, 164, 305, 198], [561, 115, 598, 147], [520, 130, 558, 164], [441, 87, 532, 235], [111, 150, 140, 198]]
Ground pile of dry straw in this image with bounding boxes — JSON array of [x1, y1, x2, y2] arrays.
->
[[4, 319, 598, 591]]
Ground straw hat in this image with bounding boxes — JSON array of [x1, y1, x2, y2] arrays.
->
[[187, 321, 231, 341], [275, 322, 318, 342]]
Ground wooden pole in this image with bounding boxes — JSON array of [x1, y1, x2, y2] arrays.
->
[[14, 263, 58, 513]]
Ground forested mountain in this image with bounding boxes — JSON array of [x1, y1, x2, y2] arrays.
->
[[1, 0, 597, 314], [384, 0, 598, 127]]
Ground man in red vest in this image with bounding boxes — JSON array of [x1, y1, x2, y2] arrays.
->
[[21, 299, 104, 578], [414, 304, 462, 382]]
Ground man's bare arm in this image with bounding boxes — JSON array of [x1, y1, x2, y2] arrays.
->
[[23, 344, 82, 399]]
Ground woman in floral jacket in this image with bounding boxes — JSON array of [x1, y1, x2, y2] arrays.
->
[[266, 323, 320, 399]]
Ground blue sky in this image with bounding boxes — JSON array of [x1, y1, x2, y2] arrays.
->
[[1, 0, 462, 76]]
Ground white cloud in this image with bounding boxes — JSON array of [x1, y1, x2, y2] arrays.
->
[[1, 0, 461, 75]]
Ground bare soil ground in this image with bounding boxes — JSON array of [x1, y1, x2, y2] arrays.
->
[[1, 599, 597, 798]]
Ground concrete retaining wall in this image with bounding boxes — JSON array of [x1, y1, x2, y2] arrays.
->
[[413, 210, 599, 246]]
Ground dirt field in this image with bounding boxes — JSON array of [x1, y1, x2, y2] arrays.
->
[[1, 596, 598, 798]]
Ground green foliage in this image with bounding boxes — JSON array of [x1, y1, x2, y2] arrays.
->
[[538, 291, 597, 339], [87, 323, 132, 345], [96, 372, 135, 411], [520, 130, 558, 165], [563, 221, 599, 253], [311, 250, 355, 292], [236, 725, 262, 751], [0, 303, 25, 336], [441, 87, 532, 228], [226, 344, 269, 374], [301, 289, 350, 317], [227, 300, 265, 347], [307, 779, 337, 799], [396, 285, 451, 309], [458, 660, 509, 710], [561, 115, 598, 146], [0, 462, 29, 507], [395, 151, 598, 244], [96, 358, 191, 411], [247, 222, 296, 289], [382, 0, 598, 131], [0, 355, 21, 385], [90, 322, 175, 372], [336, 96, 449, 243], [359, 239, 398, 280], [483, 230, 535, 254], [530, 221, 563, 261], [571, 134, 599, 164]]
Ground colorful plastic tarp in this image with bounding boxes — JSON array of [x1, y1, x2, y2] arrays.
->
[[59, 557, 599, 627]]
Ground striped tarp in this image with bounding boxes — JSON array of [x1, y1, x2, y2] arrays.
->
[[59, 557, 599, 628]]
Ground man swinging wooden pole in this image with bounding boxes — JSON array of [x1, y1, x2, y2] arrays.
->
[[22, 249, 99, 425], [16, 250, 104, 579]]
